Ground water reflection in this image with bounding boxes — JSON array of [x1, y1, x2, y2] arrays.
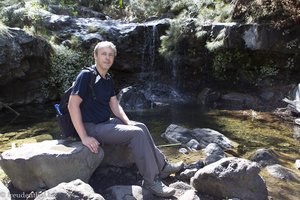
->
[[0, 103, 56, 133], [0, 103, 298, 156]]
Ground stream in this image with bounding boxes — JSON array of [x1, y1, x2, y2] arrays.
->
[[0, 103, 299, 199]]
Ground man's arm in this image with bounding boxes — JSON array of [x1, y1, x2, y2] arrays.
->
[[109, 96, 131, 125], [68, 94, 100, 153]]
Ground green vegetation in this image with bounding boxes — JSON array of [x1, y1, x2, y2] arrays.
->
[[42, 43, 92, 97], [0, 20, 12, 39], [211, 50, 281, 86]]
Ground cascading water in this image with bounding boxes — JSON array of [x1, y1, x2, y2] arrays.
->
[[118, 19, 189, 110], [243, 24, 261, 50], [139, 21, 188, 105], [141, 24, 158, 73]]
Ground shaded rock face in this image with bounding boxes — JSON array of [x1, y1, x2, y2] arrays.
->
[[191, 157, 268, 200], [1, 6, 300, 108], [0, 140, 104, 191], [101, 145, 134, 167], [0, 28, 51, 105], [168, 22, 300, 94]]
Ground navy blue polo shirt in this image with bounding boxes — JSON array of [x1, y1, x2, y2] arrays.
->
[[71, 69, 115, 123]]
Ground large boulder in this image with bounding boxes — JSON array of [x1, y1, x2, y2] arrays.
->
[[0, 140, 104, 191], [191, 157, 268, 200]]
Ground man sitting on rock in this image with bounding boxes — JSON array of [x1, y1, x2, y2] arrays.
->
[[68, 41, 183, 197]]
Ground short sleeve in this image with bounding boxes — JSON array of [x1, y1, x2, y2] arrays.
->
[[71, 70, 90, 99]]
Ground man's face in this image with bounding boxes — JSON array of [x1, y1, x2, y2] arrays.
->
[[94, 47, 115, 71]]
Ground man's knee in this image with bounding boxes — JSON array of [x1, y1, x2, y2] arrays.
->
[[133, 121, 147, 130]]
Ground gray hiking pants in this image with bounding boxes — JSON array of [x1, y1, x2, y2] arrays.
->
[[84, 118, 166, 183]]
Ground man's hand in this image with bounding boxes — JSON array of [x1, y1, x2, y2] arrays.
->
[[81, 136, 100, 153]]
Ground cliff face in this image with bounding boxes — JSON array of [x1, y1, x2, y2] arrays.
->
[[0, 28, 51, 105], [0, 1, 299, 106]]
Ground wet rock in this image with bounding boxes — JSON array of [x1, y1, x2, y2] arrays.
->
[[118, 86, 152, 110], [162, 124, 232, 151], [191, 128, 232, 150], [161, 124, 196, 148]]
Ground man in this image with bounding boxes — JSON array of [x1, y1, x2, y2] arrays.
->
[[68, 41, 183, 197]]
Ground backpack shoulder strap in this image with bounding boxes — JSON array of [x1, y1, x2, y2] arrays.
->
[[84, 65, 97, 100]]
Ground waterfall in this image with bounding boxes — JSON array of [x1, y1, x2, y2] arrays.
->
[[243, 24, 262, 50], [141, 24, 159, 76]]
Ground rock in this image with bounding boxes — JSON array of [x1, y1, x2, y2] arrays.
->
[[35, 179, 104, 200], [219, 92, 260, 110], [203, 143, 225, 165], [101, 145, 134, 167], [179, 168, 198, 180], [192, 128, 232, 150], [197, 88, 221, 107], [266, 164, 300, 181], [178, 148, 189, 154], [0, 140, 104, 191], [162, 124, 232, 151], [191, 157, 268, 200], [90, 165, 142, 191], [296, 159, 300, 170], [249, 148, 279, 167], [161, 124, 196, 148], [169, 181, 200, 200], [104, 185, 155, 200], [0, 181, 11, 200], [0, 27, 51, 105], [293, 126, 300, 141], [295, 118, 300, 125], [117, 86, 152, 110], [178, 189, 199, 200]]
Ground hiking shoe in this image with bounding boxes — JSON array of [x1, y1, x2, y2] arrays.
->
[[143, 180, 175, 197], [160, 161, 184, 178]]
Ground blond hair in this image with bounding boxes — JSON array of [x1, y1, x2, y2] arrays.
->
[[94, 41, 117, 56]]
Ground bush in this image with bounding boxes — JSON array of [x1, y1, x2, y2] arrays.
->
[[42, 43, 92, 97]]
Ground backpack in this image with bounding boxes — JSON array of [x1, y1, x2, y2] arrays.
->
[[54, 66, 97, 138]]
